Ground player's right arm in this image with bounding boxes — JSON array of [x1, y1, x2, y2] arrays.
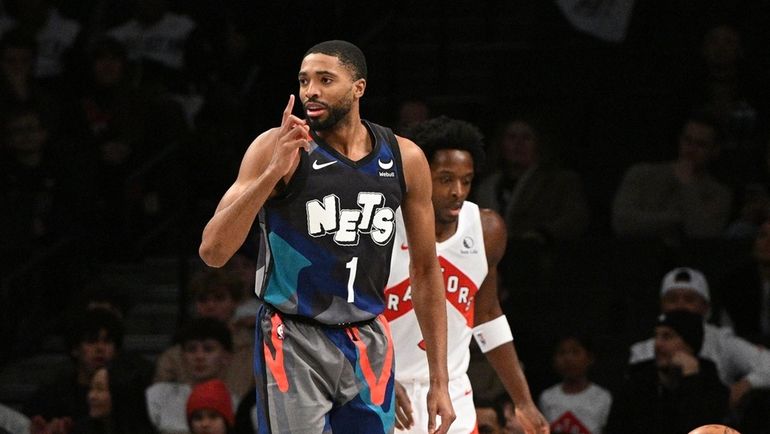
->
[[199, 95, 309, 267]]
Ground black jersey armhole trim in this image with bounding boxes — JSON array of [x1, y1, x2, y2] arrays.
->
[[384, 127, 407, 195]]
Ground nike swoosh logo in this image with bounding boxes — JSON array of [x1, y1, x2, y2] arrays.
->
[[312, 160, 337, 170], [378, 159, 393, 170]]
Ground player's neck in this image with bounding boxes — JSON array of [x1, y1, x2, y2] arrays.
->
[[435, 220, 458, 243], [315, 113, 369, 159]]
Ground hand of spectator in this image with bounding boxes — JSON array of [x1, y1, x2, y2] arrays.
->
[[729, 377, 752, 408], [670, 351, 700, 376], [394, 380, 414, 430], [30, 416, 74, 434]]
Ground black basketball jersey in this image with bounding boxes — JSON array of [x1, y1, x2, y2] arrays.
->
[[255, 120, 406, 324]]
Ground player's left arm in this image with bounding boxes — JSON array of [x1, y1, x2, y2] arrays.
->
[[474, 209, 550, 434]]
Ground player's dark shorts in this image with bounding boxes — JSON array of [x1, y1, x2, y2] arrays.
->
[[253, 305, 396, 433]]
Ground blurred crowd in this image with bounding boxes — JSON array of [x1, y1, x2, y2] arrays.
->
[[1, 0, 770, 433]]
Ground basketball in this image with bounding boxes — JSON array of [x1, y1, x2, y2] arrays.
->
[[688, 424, 741, 434]]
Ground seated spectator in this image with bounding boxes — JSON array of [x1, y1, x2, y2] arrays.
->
[[0, 29, 60, 131], [495, 395, 525, 434], [629, 267, 770, 421], [394, 98, 430, 136], [475, 398, 505, 434], [538, 334, 611, 434], [106, 0, 196, 94], [153, 268, 254, 399], [71, 362, 156, 434], [0, 0, 83, 90], [146, 317, 238, 434], [474, 116, 589, 242], [186, 379, 235, 434], [612, 112, 732, 242], [606, 310, 728, 434], [24, 309, 124, 423], [719, 217, 770, 346]]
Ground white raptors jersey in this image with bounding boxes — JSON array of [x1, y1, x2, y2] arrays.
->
[[385, 201, 488, 381]]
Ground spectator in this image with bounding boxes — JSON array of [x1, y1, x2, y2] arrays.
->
[[495, 396, 525, 434], [71, 362, 156, 434], [475, 398, 504, 434], [186, 379, 234, 434], [612, 112, 732, 242], [719, 217, 770, 346], [394, 98, 430, 136], [24, 309, 124, 423], [106, 0, 196, 93], [0, 29, 60, 130], [153, 268, 254, 400], [0, 0, 84, 96], [474, 116, 590, 242], [146, 317, 238, 434], [629, 267, 770, 412], [539, 335, 612, 434], [606, 310, 728, 434]]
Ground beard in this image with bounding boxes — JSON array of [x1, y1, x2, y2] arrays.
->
[[305, 93, 354, 131]]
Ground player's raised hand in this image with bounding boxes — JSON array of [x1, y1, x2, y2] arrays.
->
[[426, 385, 455, 434], [270, 94, 310, 176]]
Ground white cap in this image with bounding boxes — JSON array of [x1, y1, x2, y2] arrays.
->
[[660, 267, 710, 302]]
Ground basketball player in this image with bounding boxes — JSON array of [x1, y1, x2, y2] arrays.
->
[[385, 116, 549, 434], [199, 40, 454, 433]]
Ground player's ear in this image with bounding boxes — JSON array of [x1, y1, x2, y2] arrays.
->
[[353, 78, 366, 98]]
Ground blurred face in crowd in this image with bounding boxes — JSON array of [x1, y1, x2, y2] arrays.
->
[[189, 409, 228, 434], [74, 329, 117, 377], [195, 289, 237, 323], [654, 325, 692, 368], [299, 53, 363, 131], [500, 121, 538, 170], [430, 149, 474, 227], [678, 121, 717, 170], [5, 113, 47, 155], [182, 339, 230, 383], [703, 25, 742, 68], [553, 337, 593, 382], [476, 407, 502, 434], [501, 401, 525, 434], [660, 288, 709, 316], [88, 368, 112, 419]]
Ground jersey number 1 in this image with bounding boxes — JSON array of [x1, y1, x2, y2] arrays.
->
[[345, 257, 358, 303]]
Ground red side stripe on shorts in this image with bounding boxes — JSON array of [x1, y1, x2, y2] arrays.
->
[[347, 315, 393, 406], [264, 313, 289, 392]]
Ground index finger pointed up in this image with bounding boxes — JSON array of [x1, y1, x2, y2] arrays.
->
[[282, 94, 296, 126]]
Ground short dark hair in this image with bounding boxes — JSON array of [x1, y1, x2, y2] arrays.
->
[[407, 116, 485, 175], [683, 110, 723, 144], [304, 40, 367, 80], [66, 308, 124, 351], [189, 268, 243, 302], [176, 317, 233, 352]]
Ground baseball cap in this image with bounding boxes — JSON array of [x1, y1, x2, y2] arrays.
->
[[186, 379, 234, 427], [660, 267, 710, 302]]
